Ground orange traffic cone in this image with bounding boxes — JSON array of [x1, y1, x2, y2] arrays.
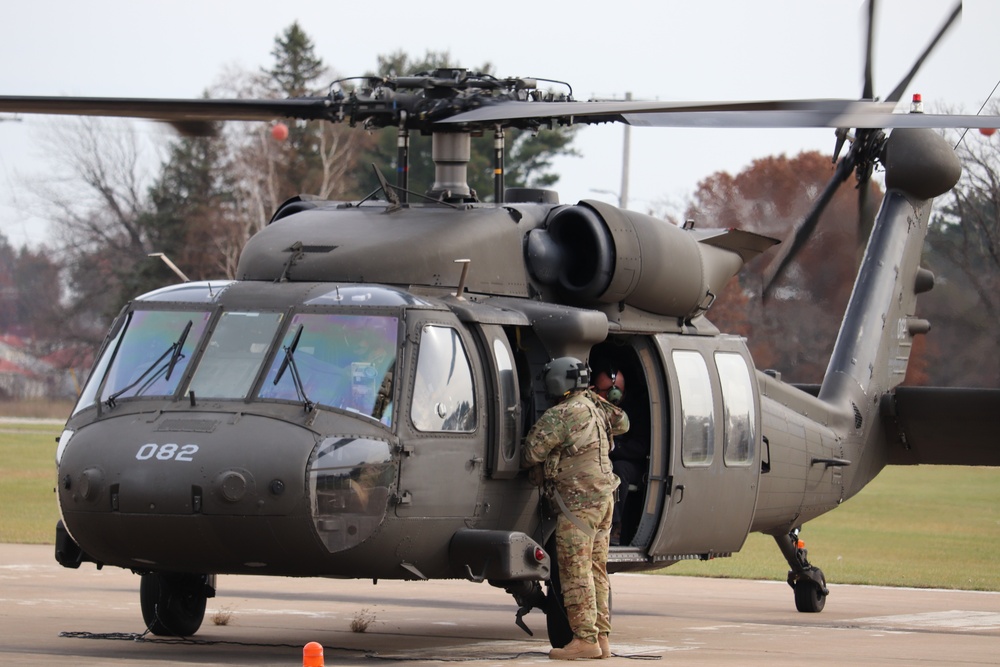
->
[[303, 641, 324, 667]]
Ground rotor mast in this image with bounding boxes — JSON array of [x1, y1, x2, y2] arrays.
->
[[427, 131, 474, 202], [335, 70, 564, 204]]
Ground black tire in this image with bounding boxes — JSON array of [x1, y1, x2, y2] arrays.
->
[[139, 573, 208, 636], [793, 578, 827, 613], [544, 539, 574, 649]]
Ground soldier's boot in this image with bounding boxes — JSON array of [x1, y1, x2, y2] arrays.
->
[[549, 637, 603, 660], [597, 634, 611, 659]]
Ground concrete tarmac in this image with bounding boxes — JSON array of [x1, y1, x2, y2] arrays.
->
[[1, 543, 997, 666]]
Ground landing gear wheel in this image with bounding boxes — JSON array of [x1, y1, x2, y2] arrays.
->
[[776, 529, 829, 614], [793, 576, 827, 613], [139, 573, 209, 636], [544, 540, 573, 649]]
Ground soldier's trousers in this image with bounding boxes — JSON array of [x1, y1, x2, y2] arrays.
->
[[554, 497, 614, 642]]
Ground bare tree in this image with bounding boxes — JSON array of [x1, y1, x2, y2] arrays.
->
[[941, 122, 1000, 322], [918, 107, 1000, 386], [32, 117, 155, 259], [23, 117, 163, 341]]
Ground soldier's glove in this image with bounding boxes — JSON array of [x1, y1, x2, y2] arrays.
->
[[527, 463, 545, 487]]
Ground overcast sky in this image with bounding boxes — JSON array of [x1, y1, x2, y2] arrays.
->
[[1, 0, 997, 248]]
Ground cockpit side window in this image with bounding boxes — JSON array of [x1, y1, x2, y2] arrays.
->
[[410, 325, 477, 432], [494, 337, 518, 462]]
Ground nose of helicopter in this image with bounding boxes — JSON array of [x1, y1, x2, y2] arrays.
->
[[56, 410, 395, 573]]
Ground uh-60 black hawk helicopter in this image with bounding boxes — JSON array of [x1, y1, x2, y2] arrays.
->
[[2, 0, 998, 647]]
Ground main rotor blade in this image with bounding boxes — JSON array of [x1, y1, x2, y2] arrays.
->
[[620, 110, 1000, 129], [885, 2, 962, 103], [0, 96, 333, 123], [762, 157, 854, 297], [444, 98, 886, 125], [4, 88, 997, 132], [445, 99, 1000, 129], [0, 94, 883, 130]]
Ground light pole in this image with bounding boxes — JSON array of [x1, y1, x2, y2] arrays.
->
[[620, 92, 631, 209], [590, 92, 632, 209]]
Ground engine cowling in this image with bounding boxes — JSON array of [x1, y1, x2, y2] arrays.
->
[[525, 199, 777, 319]]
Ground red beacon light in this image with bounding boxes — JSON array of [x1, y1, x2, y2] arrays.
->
[[910, 93, 924, 114]]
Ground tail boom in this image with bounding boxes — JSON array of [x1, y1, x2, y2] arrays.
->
[[819, 128, 961, 493]]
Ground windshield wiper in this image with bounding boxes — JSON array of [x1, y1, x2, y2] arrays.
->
[[165, 320, 193, 382], [106, 320, 193, 408], [273, 323, 314, 413]]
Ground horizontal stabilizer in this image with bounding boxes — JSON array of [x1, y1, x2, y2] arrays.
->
[[882, 387, 1000, 466]]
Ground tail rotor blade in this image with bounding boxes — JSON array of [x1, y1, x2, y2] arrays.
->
[[885, 2, 962, 103], [855, 175, 873, 268], [762, 157, 854, 297], [862, 0, 876, 100]]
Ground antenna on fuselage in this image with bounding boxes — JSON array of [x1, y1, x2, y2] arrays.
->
[[454, 259, 471, 299], [149, 253, 190, 282]]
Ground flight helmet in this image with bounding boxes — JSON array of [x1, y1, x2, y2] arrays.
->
[[544, 357, 590, 398]]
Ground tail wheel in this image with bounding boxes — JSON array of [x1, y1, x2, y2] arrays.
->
[[793, 576, 827, 613], [139, 572, 209, 637]]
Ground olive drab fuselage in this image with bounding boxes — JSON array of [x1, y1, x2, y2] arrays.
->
[[57, 125, 966, 585], [27, 34, 999, 641]]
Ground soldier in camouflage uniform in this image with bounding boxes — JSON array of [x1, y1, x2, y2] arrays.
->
[[523, 357, 629, 660]]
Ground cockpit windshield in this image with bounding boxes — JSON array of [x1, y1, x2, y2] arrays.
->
[[258, 312, 398, 425], [89, 310, 212, 409], [187, 311, 284, 399], [73, 303, 399, 427]]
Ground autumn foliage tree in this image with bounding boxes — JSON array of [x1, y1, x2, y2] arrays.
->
[[685, 151, 881, 384]]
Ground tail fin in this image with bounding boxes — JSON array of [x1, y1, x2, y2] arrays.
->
[[818, 128, 960, 480]]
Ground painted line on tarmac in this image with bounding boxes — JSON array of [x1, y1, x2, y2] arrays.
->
[[851, 610, 1000, 632]]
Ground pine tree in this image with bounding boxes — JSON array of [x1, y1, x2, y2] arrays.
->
[[264, 22, 327, 196], [137, 129, 235, 288], [265, 22, 325, 97]]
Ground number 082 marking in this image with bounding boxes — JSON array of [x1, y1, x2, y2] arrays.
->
[[135, 443, 199, 462]]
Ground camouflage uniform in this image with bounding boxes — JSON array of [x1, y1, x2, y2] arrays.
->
[[523, 388, 629, 645]]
